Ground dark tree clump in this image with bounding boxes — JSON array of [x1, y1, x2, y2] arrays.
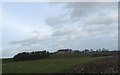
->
[[13, 50, 50, 62]]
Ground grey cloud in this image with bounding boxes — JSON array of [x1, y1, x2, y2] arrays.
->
[[52, 24, 81, 36], [51, 23, 87, 42], [85, 11, 117, 25], [45, 2, 117, 27], [11, 38, 48, 47], [65, 2, 117, 18], [10, 31, 51, 47], [48, 2, 117, 38], [10, 38, 42, 46], [45, 16, 71, 26]]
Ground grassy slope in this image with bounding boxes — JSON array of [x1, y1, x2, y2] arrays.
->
[[2, 53, 109, 73], [2, 58, 13, 63], [64, 56, 118, 73]]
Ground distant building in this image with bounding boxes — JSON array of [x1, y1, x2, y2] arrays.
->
[[55, 49, 73, 54]]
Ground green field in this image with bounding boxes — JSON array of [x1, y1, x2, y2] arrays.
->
[[2, 53, 110, 73]]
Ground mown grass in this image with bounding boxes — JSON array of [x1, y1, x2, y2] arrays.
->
[[2, 53, 110, 73]]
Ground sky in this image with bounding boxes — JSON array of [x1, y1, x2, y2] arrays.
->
[[1, 2, 118, 58]]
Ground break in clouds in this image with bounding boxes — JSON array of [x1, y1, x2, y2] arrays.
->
[[2, 2, 118, 58]]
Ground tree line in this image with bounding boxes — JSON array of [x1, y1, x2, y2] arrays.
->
[[13, 50, 50, 61], [13, 48, 118, 62]]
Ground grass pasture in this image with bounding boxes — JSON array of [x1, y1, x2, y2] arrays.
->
[[2, 53, 111, 73]]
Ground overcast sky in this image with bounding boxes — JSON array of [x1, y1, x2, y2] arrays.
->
[[1, 2, 118, 58]]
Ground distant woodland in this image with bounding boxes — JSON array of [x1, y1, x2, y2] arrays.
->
[[13, 48, 118, 62]]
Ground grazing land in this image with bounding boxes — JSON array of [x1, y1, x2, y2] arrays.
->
[[2, 53, 111, 73], [64, 56, 118, 73]]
